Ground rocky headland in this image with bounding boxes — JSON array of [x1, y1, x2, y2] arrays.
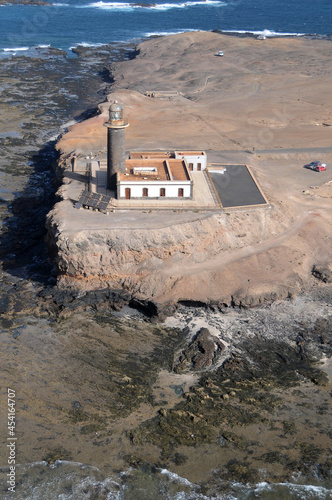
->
[[0, 33, 332, 496], [47, 31, 332, 313]]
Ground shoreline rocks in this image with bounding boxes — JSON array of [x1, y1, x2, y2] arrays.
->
[[312, 263, 332, 283]]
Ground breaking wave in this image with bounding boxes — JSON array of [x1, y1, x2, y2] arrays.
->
[[3, 47, 29, 52], [144, 28, 200, 36], [222, 28, 306, 37], [1, 461, 331, 499], [81, 0, 225, 11], [69, 41, 106, 49]]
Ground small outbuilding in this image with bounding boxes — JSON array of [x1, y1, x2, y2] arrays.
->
[[174, 151, 207, 171]]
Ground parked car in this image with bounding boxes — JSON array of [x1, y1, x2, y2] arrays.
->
[[304, 161, 327, 172]]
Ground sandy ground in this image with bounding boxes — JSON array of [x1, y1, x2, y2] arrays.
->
[[58, 32, 332, 153]]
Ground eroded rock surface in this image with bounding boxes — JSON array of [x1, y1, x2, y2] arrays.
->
[[174, 327, 225, 372]]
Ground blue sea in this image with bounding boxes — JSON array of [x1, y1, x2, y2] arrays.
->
[[0, 0, 331, 55]]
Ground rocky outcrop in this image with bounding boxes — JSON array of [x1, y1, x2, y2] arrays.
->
[[174, 328, 225, 373], [312, 263, 332, 283], [45, 202, 298, 305]]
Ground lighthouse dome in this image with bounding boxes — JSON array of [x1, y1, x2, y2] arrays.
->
[[109, 100, 123, 122]]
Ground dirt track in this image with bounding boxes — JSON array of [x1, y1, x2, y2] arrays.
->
[[161, 211, 320, 278]]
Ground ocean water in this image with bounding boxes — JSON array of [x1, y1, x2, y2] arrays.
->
[[0, 0, 331, 54]]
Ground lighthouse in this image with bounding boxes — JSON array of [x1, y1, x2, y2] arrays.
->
[[104, 101, 129, 191]]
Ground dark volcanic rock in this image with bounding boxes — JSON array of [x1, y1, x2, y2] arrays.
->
[[0, 43, 136, 305], [312, 263, 332, 283], [174, 327, 225, 373]]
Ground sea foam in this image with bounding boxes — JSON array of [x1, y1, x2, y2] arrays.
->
[[69, 41, 105, 49], [84, 0, 224, 10], [222, 28, 306, 37], [3, 47, 29, 52], [144, 28, 201, 37]]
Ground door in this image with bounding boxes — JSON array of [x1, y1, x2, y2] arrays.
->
[[125, 188, 131, 199], [178, 188, 184, 197]]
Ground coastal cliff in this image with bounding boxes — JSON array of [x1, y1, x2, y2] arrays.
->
[[45, 194, 331, 309]]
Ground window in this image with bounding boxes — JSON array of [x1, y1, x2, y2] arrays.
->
[[189, 163, 194, 171], [142, 188, 148, 197], [197, 163, 201, 171], [178, 188, 184, 197], [160, 188, 165, 197]]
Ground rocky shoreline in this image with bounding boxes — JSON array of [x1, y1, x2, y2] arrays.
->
[[42, 32, 332, 490], [1, 284, 331, 493], [131, 294, 332, 487], [0, 33, 331, 496]]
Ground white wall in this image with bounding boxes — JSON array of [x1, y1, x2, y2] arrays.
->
[[119, 180, 192, 198], [175, 153, 207, 171]]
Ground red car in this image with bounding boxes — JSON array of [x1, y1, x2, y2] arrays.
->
[[304, 161, 327, 172]]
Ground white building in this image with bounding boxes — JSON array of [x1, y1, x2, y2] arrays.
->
[[117, 157, 193, 200], [174, 151, 207, 171], [130, 151, 207, 171]]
